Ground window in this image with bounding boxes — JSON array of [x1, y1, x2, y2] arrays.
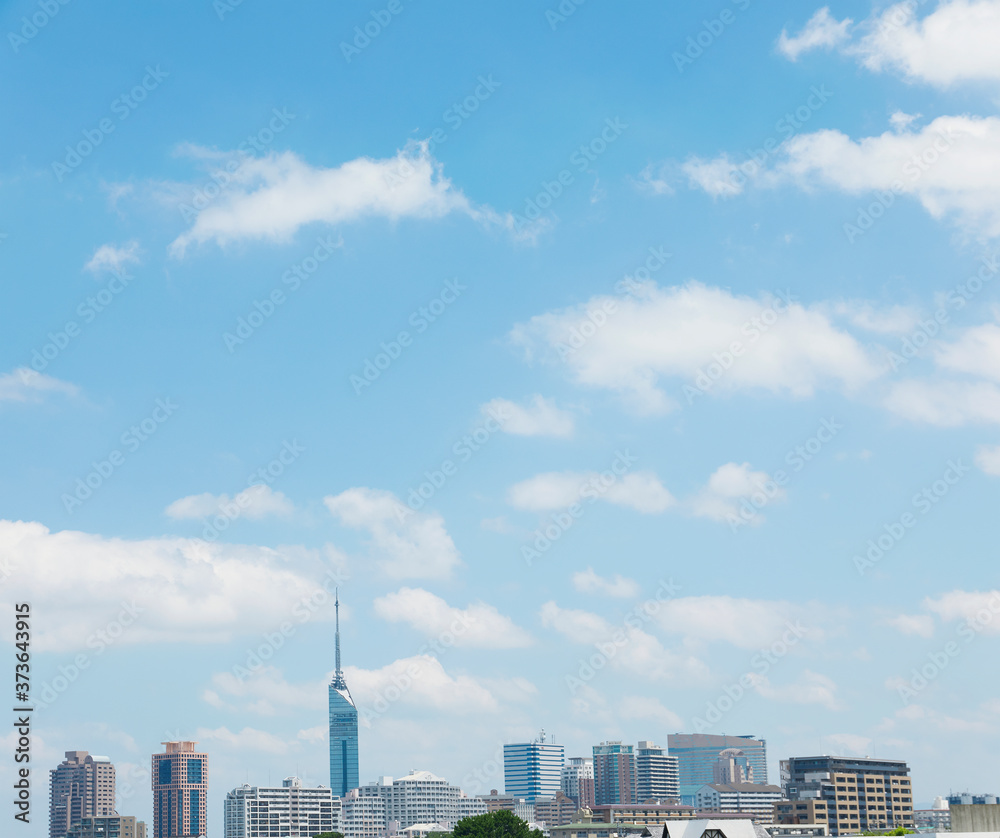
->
[[159, 762, 171, 785], [187, 760, 203, 784]]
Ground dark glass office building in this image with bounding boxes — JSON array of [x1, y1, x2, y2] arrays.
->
[[329, 593, 359, 796]]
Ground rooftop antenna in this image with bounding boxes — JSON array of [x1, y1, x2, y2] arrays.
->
[[332, 589, 348, 690]]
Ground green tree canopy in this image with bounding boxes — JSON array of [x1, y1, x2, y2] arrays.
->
[[454, 810, 543, 838], [312, 832, 344, 838]]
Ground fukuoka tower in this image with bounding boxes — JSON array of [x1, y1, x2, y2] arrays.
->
[[329, 591, 359, 796]]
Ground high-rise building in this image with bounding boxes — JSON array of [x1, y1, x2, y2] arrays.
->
[[561, 758, 595, 808], [635, 742, 679, 802], [224, 777, 339, 838], [667, 735, 768, 799], [593, 742, 636, 806], [50, 751, 117, 838], [504, 732, 565, 801], [782, 755, 914, 836], [330, 591, 360, 797], [152, 741, 208, 838], [357, 771, 487, 831], [713, 749, 754, 785]]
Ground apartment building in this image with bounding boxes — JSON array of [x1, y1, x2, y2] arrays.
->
[[223, 777, 339, 838]]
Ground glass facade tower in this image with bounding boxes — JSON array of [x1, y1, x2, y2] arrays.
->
[[329, 592, 359, 797]]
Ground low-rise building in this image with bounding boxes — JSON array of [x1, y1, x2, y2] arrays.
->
[[592, 803, 697, 825], [695, 785, 783, 823], [66, 816, 145, 838], [536, 793, 582, 828], [773, 800, 829, 827], [224, 777, 338, 838]]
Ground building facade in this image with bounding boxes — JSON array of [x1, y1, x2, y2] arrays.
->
[[773, 799, 830, 826], [330, 593, 360, 797], [635, 742, 679, 802], [593, 743, 637, 806], [713, 750, 754, 785], [357, 771, 487, 831], [534, 792, 579, 828], [50, 751, 117, 838], [223, 777, 338, 838], [562, 758, 595, 808], [781, 756, 914, 836], [694, 783, 783, 822], [504, 733, 565, 801], [152, 741, 208, 838], [342, 791, 386, 838], [65, 816, 145, 838], [667, 735, 768, 800]]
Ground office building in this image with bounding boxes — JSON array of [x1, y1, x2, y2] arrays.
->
[[667, 735, 768, 800], [504, 732, 565, 801], [593, 743, 637, 806], [694, 783, 783, 822], [774, 799, 829, 826], [65, 816, 145, 838], [224, 777, 339, 838], [50, 751, 118, 838], [635, 742, 679, 802], [781, 755, 914, 836], [357, 771, 487, 831], [330, 592, 360, 797], [152, 741, 208, 838], [562, 758, 595, 808]]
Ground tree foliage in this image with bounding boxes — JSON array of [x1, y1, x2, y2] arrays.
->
[[453, 810, 544, 838]]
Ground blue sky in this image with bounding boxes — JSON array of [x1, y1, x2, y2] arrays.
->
[[4, 0, 1000, 833]]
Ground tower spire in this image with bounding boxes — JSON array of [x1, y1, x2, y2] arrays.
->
[[332, 589, 347, 689]]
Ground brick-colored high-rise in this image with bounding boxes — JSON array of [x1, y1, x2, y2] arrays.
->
[[152, 742, 208, 838], [49, 751, 117, 838]]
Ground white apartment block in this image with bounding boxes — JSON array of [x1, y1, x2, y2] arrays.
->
[[357, 771, 487, 832], [343, 791, 388, 838], [695, 783, 784, 823], [224, 777, 339, 838]]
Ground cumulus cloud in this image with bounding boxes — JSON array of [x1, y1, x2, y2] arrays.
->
[[884, 379, 1000, 426], [539, 601, 710, 683], [752, 670, 843, 710], [778, 7, 853, 60], [653, 595, 810, 650], [682, 156, 744, 198], [85, 241, 140, 274], [925, 589, 1000, 632], [975, 444, 1000, 475], [325, 487, 460, 580], [372, 587, 533, 648], [934, 321, 1000, 380], [480, 395, 575, 437], [511, 282, 882, 414], [0, 368, 78, 404], [507, 470, 674, 514], [688, 462, 786, 525], [169, 142, 513, 256], [165, 484, 294, 520], [887, 613, 936, 638], [0, 520, 337, 651], [571, 568, 641, 599]]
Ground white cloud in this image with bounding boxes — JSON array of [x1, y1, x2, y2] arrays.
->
[[539, 601, 710, 683], [975, 444, 1000, 475], [887, 613, 936, 638], [752, 670, 843, 710], [617, 695, 684, 730], [935, 321, 1000, 381], [507, 470, 674, 514], [170, 142, 512, 256], [85, 241, 140, 274], [778, 7, 853, 60], [832, 300, 919, 334], [196, 726, 293, 755], [925, 589, 1000, 633], [165, 484, 294, 520], [325, 487, 460, 580], [653, 595, 808, 650], [682, 155, 744, 198], [511, 282, 882, 414], [633, 163, 675, 195], [571, 568, 641, 599], [372, 587, 533, 648], [688, 462, 786, 524], [0, 520, 337, 651], [884, 379, 1000, 426], [0, 368, 78, 403], [823, 733, 873, 755], [480, 395, 575, 437]]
